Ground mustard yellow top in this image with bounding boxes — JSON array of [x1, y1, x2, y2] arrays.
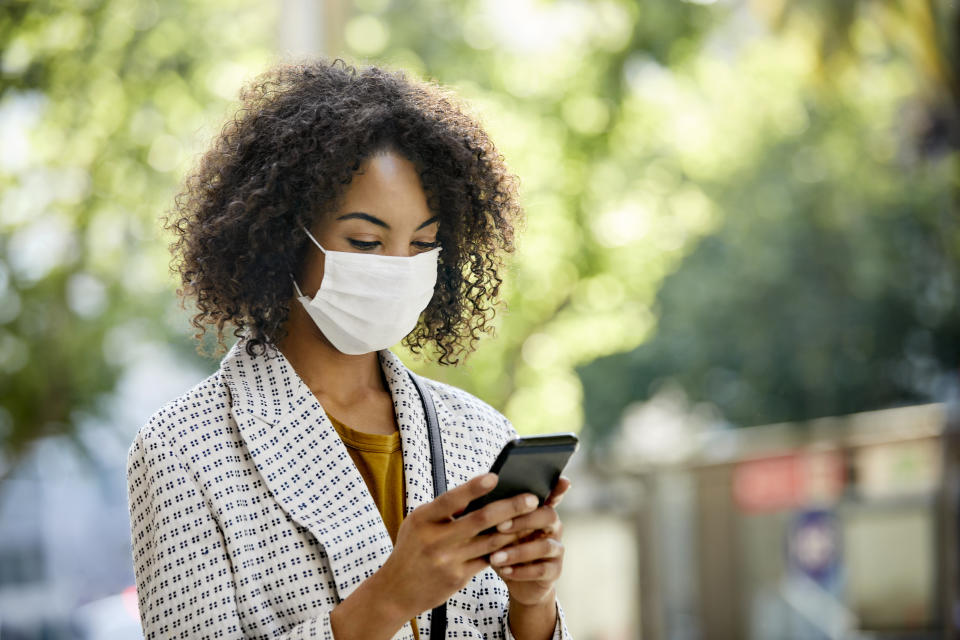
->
[[327, 413, 420, 640]]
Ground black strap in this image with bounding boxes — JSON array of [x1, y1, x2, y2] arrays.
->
[[407, 372, 447, 640]]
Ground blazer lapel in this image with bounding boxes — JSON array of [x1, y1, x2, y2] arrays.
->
[[377, 349, 442, 515], [219, 339, 394, 602]]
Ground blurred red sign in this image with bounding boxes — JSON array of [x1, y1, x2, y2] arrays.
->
[[733, 451, 844, 513]]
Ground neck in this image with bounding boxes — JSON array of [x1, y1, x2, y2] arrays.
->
[[276, 302, 387, 405]]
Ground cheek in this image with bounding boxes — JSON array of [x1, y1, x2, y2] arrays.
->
[[297, 252, 326, 293]]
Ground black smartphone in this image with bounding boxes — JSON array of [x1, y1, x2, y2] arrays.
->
[[460, 433, 579, 523]]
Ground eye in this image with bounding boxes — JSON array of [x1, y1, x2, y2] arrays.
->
[[347, 239, 380, 250], [413, 241, 440, 249]]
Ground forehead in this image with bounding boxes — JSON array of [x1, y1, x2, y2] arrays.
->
[[333, 151, 434, 227]]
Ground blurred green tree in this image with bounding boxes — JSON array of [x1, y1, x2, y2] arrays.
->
[[578, 0, 960, 444], [0, 0, 273, 486]]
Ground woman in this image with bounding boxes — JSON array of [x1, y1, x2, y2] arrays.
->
[[126, 58, 573, 640]]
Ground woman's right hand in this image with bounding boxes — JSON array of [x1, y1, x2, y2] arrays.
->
[[382, 472, 541, 620]]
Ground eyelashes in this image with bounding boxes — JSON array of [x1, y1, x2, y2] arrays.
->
[[347, 239, 379, 250], [347, 239, 440, 251]]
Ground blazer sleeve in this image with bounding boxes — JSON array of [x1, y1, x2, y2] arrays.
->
[[496, 416, 574, 640], [126, 421, 339, 640]]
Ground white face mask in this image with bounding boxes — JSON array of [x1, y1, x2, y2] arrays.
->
[[291, 224, 441, 355]]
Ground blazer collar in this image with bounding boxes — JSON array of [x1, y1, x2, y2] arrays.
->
[[218, 337, 439, 602]]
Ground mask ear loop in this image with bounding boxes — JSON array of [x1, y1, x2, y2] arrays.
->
[[291, 224, 326, 298], [300, 224, 327, 254], [290, 275, 305, 298]]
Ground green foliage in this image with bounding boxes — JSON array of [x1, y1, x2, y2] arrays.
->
[[578, 3, 960, 442], [0, 0, 274, 478], [580, 130, 958, 440]]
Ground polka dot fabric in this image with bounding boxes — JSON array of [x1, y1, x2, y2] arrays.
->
[[126, 337, 571, 639]]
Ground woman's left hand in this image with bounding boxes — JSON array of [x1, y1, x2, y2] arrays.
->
[[487, 476, 572, 606]]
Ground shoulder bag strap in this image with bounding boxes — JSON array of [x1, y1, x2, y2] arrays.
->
[[407, 371, 448, 640]]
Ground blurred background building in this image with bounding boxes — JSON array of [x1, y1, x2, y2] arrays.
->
[[0, 0, 958, 637], [559, 397, 960, 639]]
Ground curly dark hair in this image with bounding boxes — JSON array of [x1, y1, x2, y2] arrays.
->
[[163, 57, 524, 365]]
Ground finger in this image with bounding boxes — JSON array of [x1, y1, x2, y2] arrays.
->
[[497, 558, 563, 581], [489, 537, 562, 568], [460, 529, 526, 562], [422, 473, 498, 521], [495, 505, 560, 535], [545, 477, 572, 507], [495, 529, 544, 551], [454, 492, 540, 538], [499, 523, 563, 552], [464, 556, 493, 578], [549, 476, 571, 498]]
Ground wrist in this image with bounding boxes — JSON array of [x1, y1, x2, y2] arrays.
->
[[507, 590, 557, 640], [509, 586, 556, 611], [365, 563, 417, 626], [330, 566, 411, 640]]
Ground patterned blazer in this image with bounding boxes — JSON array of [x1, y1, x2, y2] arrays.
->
[[126, 337, 572, 639]]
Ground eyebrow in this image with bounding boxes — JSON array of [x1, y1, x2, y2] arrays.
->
[[336, 211, 439, 231]]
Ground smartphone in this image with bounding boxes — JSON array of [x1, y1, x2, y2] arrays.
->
[[460, 433, 579, 523]]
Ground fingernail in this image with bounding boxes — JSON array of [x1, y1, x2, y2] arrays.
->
[[490, 551, 508, 564], [501, 566, 513, 575], [524, 495, 538, 509], [497, 520, 513, 532], [481, 473, 497, 488]]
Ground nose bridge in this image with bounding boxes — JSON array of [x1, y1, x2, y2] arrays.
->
[[385, 237, 416, 258], [382, 230, 424, 257], [389, 217, 440, 257]]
